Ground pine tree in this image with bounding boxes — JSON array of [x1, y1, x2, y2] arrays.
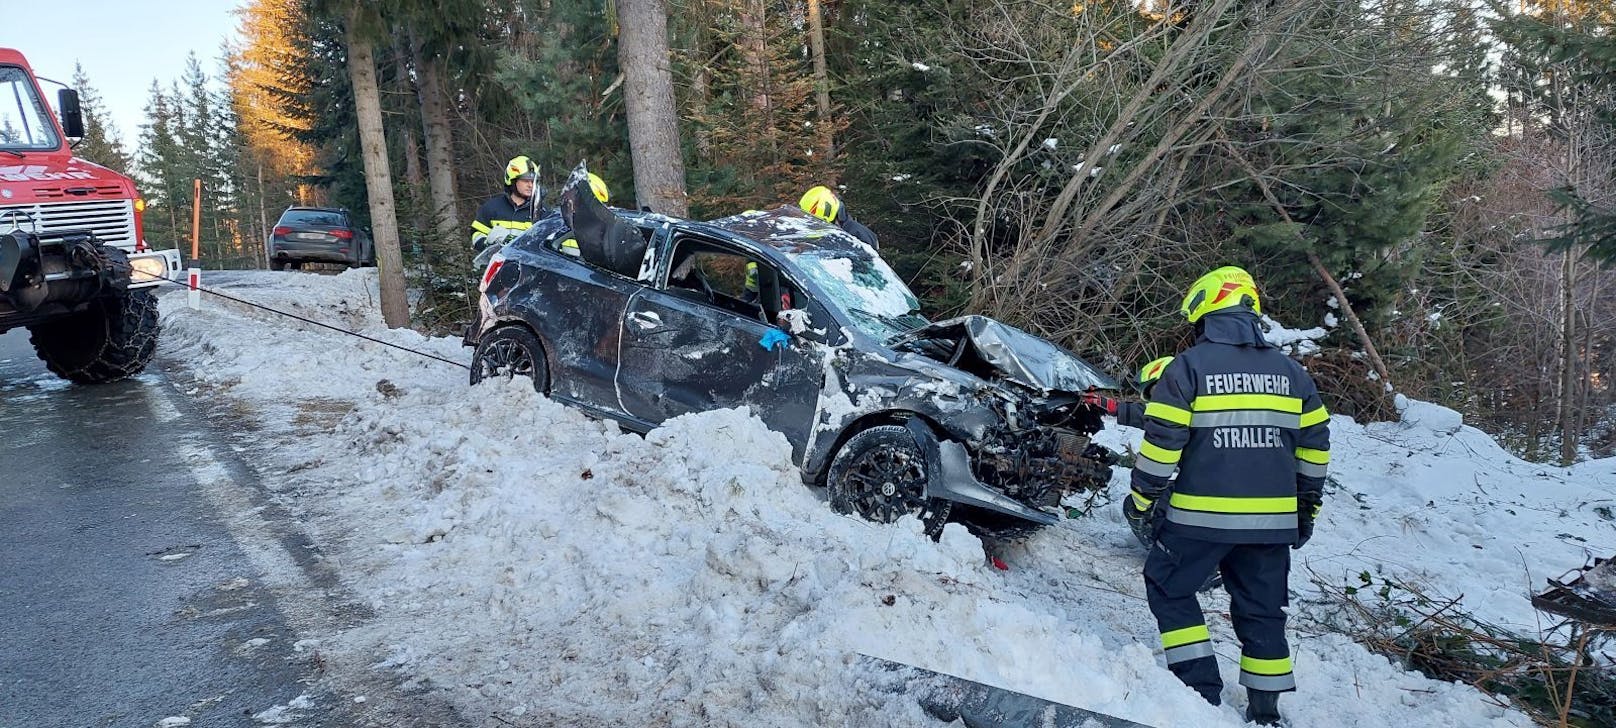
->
[[70, 62, 131, 172]]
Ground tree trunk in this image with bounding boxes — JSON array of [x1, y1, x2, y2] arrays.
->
[[410, 34, 461, 249], [346, 6, 410, 328], [617, 0, 689, 217], [807, 0, 833, 163], [1558, 247, 1577, 464]]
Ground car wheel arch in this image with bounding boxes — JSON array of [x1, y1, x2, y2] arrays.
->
[[807, 409, 950, 486], [472, 321, 556, 394]]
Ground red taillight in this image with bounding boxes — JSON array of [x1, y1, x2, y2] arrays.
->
[[480, 259, 504, 292], [272, 226, 292, 237], [332, 229, 355, 240]]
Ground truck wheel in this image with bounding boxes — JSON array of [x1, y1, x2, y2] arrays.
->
[[28, 289, 160, 385], [827, 424, 951, 539], [470, 325, 549, 394]]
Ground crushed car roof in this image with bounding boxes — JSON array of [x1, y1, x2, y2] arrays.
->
[[703, 207, 873, 256]]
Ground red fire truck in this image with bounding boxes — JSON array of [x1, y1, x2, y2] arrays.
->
[[0, 47, 180, 383]]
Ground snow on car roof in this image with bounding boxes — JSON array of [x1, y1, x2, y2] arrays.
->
[[704, 207, 873, 256]]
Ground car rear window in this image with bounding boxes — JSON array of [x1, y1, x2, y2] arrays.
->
[[279, 210, 346, 226]]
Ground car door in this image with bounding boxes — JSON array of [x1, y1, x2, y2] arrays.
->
[[513, 247, 645, 419], [615, 238, 824, 456]]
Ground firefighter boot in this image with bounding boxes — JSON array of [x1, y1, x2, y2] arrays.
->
[[1245, 689, 1282, 726]]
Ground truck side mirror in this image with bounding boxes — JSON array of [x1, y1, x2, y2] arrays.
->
[[57, 89, 84, 139]]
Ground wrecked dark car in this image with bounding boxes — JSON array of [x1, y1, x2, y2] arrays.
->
[[466, 171, 1120, 538]]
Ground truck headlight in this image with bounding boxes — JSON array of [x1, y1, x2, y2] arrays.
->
[[129, 255, 169, 283]]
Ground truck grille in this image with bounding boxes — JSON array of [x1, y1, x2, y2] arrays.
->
[[0, 199, 138, 249]]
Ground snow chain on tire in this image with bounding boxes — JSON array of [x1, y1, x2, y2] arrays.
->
[[28, 289, 160, 384]]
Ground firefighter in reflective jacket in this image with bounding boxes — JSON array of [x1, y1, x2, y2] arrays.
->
[[1125, 266, 1330, 726], [471, 156, 545, 250]]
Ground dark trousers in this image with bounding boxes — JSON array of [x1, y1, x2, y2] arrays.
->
[[1144, 530, 1294, 704]]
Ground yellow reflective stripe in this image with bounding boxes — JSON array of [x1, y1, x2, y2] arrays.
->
[[490, 220, 535, 230], [1138, 440, 1181, 465], [1131, 491, 1153, 509], [1144, 402, 1192, 426], [1240, 655, 1293, 676], [1300, 405, 1330, 428], [470, 220, 492, 234], [1161, 625, 1210, 649], [1295, 447, 1330, 465], [561, 238, 579, 249], [1193, 394, 1302, 414], [1170, 492, 1297, 514]]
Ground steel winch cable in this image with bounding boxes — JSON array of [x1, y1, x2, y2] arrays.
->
[[125, 267, 472, 371]]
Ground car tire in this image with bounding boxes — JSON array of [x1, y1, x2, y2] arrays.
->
[[273, 260, 287, 271], [470, 325, 550, 394], [827, 424, 951, 539], [28, 289, 160, 385]]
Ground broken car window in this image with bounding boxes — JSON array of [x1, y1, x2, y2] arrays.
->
[[788, 249, 924, 340]]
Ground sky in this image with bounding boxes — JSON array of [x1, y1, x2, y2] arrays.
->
[[1, 0, 243, 149]]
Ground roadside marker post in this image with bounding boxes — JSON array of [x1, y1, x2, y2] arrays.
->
[[188, 268, 201, 310]]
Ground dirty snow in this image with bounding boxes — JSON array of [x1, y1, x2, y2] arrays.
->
[[148, 269, 1613, 727]]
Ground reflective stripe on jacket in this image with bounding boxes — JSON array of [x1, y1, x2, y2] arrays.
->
[[471, 193, 546, 247], [1129, 312, 1330, 544]]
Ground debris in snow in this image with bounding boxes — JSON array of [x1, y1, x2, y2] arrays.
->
[[911, 61, 932, 72]]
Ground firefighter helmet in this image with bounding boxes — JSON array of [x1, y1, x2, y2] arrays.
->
[[504, 156, 539, 187], [799, 186, 841, 223], [1181, 266, 1261, 323]]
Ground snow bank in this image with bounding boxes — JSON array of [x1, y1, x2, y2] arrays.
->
[[154, 272, 1548, 727]]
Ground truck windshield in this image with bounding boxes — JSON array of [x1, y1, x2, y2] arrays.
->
[[0, 66, 60, 152]]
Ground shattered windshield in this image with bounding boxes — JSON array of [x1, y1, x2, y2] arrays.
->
[[0, 66, 59, 151], [788, 249, 927, 339]]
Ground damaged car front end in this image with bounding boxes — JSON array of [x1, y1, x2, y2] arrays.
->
[[809, 313, 1119, 538]]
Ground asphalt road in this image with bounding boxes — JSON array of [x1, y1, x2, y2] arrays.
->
[[0, 326, 370, 728]]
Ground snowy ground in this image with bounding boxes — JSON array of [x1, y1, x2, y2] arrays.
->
[[153, 270, 1612, 727]]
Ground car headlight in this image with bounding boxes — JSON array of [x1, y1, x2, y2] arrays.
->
[[129, 255, 169, 283]]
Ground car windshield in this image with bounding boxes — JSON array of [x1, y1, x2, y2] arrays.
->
[[0, 66, 60, 152], [787, 249, 927, 340], [280, 210, 346, 226]]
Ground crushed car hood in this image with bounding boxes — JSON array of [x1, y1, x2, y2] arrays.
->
[[889, 315, 1118, 394]]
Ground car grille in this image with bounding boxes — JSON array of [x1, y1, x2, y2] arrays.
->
[[0, 199, 138, 249]]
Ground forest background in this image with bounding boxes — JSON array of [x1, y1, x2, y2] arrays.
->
[[65, 0, 1616, 464]]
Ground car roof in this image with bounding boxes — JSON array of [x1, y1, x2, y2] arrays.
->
[[700, 207, 871, 256]]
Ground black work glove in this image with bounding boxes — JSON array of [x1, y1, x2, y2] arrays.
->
[[1122, 492, 1161, 548], [1295, 492, 1322, 550]]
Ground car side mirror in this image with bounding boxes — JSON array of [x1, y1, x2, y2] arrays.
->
[[57, 89, 84, 139]]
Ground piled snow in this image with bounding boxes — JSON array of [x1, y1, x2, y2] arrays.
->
[[1261, 314, 1329, 357], [149, 270, 1597, 727]]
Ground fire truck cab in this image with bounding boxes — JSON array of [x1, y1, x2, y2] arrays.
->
[[0, 47, 181, 383]]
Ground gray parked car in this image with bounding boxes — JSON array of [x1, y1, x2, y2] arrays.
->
[[269, 207, 374, 270], [465, 171, 1120, 538]]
